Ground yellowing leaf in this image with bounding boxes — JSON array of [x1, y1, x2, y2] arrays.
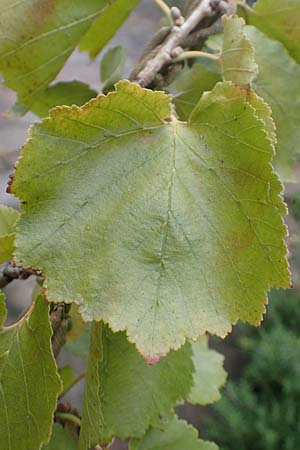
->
[[222, 15, 258, 84], [79, 0, 140, 59], [0, 296, 61, 450], [130, 416, 218, 450], [247, 0, 300, 62], [0, 205, 20, 263], [188, 337, 227, 406], [79, 322, 193, 448], [11, 81, 289, 358], [0, 0, 111, 109]]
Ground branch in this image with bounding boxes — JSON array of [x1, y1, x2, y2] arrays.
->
[[132, 0, 230, 87]]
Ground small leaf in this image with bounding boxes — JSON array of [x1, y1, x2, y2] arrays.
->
[[12, 81, 289, 358], [42, 423, 77, 450], [79, 0, 140, 59], [173, 64, 221, 120], [222, 15, 258, 84], [0, 296, 62, 450], [129, 416, 218, 450], [101, 46, 126, 94], [247, 0, 300, 62], [79, 323, 193, 448], [25, 82, 97, 118], [0, 205, 20, 263], [0, 0, 111, 109], [188, 337, 227, 405]]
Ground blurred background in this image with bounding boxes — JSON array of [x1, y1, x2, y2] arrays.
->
[[1, 1, 300, 449]]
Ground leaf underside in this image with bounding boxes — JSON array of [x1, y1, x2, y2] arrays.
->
[[11, 80, 289, 358]]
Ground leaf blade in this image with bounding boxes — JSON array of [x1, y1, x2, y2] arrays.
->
[[0, 296, 62, 450], [12, 81, 289, 358]]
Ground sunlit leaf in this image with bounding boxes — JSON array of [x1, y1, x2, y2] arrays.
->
[[11, 81, 289, 358]]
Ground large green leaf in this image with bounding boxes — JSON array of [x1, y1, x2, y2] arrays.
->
[[0, 0, 111, 109], [247, 0, 300, 62], [244, 26, 300, 180], [188, 337, 227, 405], [42, 423, 77, 450], [0, 205, 20, 263], [0, 295, 61, 450], [79, 322, 193, 448], [222, 15, 258, 85], [79, 0, 140, 59], [173, 64, 221, 120], [11, 80, 289, 358], [129, 416, 218, 450]]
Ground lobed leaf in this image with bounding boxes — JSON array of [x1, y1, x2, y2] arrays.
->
[[0, 296, 62, 450], [11, 80, 289, 358], [79, 322, 193, 448], [247, 0, 300, 62], [0, 0, 112, 109], [129, 416, 218, 450], [79, 0, 140, 59], [0, 205, 20, 263]]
